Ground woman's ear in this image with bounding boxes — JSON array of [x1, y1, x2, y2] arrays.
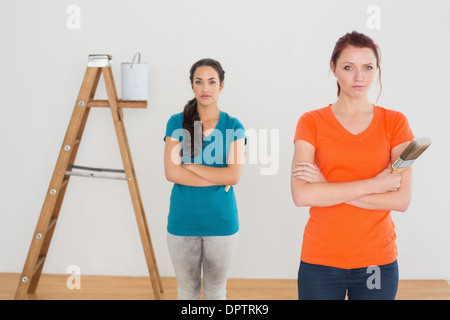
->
[[219, 81, 225, 92], [330, 61, 337, 77]]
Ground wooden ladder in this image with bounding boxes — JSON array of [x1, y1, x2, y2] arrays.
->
[[14, 54, 163, 300]]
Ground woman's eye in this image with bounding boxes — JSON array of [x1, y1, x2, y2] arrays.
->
[[344, 66, 351, 70], [195, 81, 201, 84], [365, 66, 373, 70], [210, 81, 216, 85]]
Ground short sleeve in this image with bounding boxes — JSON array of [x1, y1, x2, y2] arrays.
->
[[390, 111, 414, 149], [232, 118, 246, 144], [224, 116, 247, 146], [294, 112, 316, 147], [164, 113, 184, 142]]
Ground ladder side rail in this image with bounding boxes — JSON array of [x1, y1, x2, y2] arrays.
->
[[14, 67, 101, 299], [102, 66, 162, 299]]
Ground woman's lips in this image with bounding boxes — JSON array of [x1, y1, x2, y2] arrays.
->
[[352, 86, 365, 90]]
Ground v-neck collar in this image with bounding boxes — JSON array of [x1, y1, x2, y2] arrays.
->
[[326, 104, 379, 140], [203, 110, 222, 139]]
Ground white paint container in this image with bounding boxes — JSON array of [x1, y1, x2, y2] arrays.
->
[[121, 52, 148, 101]]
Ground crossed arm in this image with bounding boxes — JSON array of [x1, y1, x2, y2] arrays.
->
[[164, 137, 245, 187], [290, 140, 412, 212]]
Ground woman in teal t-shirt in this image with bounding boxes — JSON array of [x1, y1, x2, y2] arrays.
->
[[163, 58, 246, 300]]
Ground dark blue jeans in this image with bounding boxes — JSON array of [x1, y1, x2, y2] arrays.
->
[[298, 260, 399, 300]]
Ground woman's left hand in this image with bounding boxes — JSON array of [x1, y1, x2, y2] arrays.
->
[[291, 162, 327, 183]]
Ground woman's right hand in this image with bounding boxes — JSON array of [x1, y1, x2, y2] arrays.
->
[[371, 168, 402, 193]]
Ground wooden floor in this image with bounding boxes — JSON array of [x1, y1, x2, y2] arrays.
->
[[1, 273, 449, 300]]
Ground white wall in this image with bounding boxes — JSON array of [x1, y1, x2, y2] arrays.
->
[[1, 0, 449, 281]]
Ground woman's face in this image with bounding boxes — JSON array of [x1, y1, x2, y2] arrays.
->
[[192, 66, 224, 107], [331, 46, 378, 99]]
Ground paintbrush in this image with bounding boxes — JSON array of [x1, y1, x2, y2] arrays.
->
[[392, 138, 432, 174]]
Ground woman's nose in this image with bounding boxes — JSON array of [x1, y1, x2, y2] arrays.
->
[[354, 70, 364, 81]]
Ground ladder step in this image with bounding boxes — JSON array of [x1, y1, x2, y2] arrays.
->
[[87, 99, 147, 109], [65, 171, 127, 180], [66, 164, 126, 180], [67, 164, 125, 173]]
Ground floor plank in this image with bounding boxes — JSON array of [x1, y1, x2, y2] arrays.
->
[[1, 273, 449, 300]]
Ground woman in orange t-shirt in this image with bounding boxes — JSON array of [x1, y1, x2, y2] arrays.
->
[[291, 31, 414, 300]]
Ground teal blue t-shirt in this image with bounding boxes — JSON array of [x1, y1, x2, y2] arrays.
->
[[164, 111, 246, 236]]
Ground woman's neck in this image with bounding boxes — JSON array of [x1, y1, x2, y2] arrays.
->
[[332, 94, 373, 116], [197, 103, 220, 121]]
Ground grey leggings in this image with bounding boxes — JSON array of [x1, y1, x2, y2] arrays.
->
[[167, 232, 239, 300]]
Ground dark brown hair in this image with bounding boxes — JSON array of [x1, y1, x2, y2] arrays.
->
[[330, 31, 382, 101], [183, 58, 225, 159]]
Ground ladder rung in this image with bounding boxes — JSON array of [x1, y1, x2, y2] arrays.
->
[[67, 164, 125, 173], [65, 171, 127, 180], [66, 164, 126, 180], [87, 99, 147, 109]]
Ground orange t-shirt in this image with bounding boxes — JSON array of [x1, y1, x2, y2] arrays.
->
[[294, 104, 414, 269]]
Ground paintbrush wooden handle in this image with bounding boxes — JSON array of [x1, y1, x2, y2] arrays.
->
[[392, 167, 407, 174], [225, 185, 230, 192]]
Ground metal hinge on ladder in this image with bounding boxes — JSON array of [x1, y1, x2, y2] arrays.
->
[[87, 54, 112, 67]]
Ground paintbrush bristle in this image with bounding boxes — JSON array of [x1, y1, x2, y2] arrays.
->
[[400, 138, 432, 160]]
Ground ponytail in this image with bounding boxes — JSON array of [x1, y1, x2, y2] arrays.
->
[[182, 98, 202, 159]]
